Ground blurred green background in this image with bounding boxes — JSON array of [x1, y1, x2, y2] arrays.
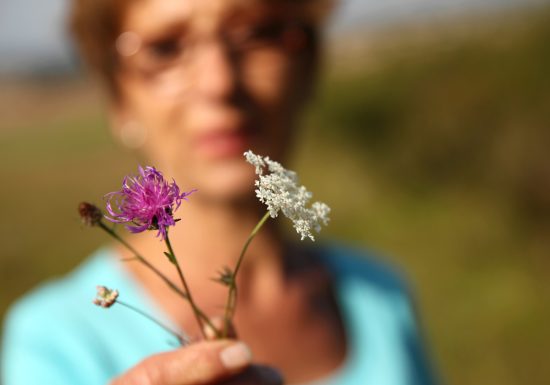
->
[[1, 4, 549, 385]]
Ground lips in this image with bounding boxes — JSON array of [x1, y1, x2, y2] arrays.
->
[[193, 128, 253, 159], [187, 106, 259, 160]]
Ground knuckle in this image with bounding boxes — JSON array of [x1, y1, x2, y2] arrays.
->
[[142, 363, 161, 385]]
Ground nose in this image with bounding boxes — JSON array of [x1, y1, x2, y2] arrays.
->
[[192, 40, 237, 101]]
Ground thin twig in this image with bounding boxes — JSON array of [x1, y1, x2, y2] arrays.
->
[[97, 221, 189, 299], [165, 234, 217, 339], [116, 300, 188, 345], [222, 211, 271, 337]]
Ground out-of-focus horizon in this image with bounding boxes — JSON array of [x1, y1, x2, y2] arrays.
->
[[0, 0, 546, 76], [1, 1, 549, 385]]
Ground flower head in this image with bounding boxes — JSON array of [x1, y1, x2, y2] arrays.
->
[[105, 166, 195, 240], [244, 151, 330, 241], [78, 202, 103, 226], [93, 286, 119, 308]]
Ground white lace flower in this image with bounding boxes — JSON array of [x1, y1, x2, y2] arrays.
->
[[244, 151, 330, 241]]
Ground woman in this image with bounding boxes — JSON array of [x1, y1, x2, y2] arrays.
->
[[2, 0, 438, 384]]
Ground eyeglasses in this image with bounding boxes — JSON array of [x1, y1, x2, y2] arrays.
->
[[115, 18, 313, 80]]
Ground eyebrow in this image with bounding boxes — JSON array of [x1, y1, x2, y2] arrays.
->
[[224, 1, 305, 24], [143, 21, 188, 42]]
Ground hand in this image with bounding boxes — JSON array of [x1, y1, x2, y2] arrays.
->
[[110, 340, 283, 385]]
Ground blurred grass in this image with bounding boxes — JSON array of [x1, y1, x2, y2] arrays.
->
[[0, 111, 136, 303], [1, 5, 549, 385]]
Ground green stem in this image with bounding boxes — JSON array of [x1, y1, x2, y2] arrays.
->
[[222, 211, 271, 337], [97, 221, 187, 299], [116, 300, 188, 345], [164, 234, 216, 339], [98, 221, 216, 337]]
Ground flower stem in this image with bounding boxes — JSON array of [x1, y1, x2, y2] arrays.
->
[[97, 221, 217, 338], [164, 233, 216, 339], [222, 211, 271, 337], [116, 299, 188, 346], [97, 221, 188, 299]]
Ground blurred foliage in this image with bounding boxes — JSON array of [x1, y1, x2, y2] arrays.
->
[[1, 5, 549, 385], [316, 8, 550, 225], [299, 7, 550, 385]]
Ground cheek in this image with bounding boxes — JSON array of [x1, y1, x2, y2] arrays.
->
[[120, 79, 192, 170], [132, 81, 184, 127], [241, 50, 296, 109], [241, 51, 309, 157]]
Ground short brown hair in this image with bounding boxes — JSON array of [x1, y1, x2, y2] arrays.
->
[[69, 0, 334, 99], [70, 0, 129, 97]]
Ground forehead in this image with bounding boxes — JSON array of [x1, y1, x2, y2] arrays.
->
[[121, 0, 285, 34]]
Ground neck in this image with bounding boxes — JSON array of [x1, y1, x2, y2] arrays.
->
[[170, 198, 281, 271], [115, 197, 284, 292]]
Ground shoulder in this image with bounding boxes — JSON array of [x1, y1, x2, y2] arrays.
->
[[4, 248, 118, 332], [319, 242, 411, 297], [1, 249, 120, 385], [318, 243, 440, 385], [319, 242, 421, 348]]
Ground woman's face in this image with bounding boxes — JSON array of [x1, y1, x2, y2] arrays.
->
[[114, 0, 316, 202]]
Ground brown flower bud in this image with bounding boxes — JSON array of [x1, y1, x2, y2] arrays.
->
[[78, 202, 103, 226]]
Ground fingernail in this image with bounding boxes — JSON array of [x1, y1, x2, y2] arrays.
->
[[220, 342, 252, 369], [257, 366, 284, 385]]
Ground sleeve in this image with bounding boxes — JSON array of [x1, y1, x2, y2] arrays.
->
[[1, 294, 110, 385], [394, 278, 441, 385], [326, 244, 441, 385]]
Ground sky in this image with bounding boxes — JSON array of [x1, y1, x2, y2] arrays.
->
[[0, 0, 544, 74]]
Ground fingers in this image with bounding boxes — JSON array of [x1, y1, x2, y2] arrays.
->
[[219, 365, 284, 385], [111, 340, 252, 385]]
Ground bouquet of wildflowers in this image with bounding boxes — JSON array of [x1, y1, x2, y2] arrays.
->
[[79, 151, 330, 343]]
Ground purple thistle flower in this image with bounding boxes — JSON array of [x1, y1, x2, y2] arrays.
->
[[104, 166, 195, 240]]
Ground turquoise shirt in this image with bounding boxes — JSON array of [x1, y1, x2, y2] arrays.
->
[[2, 245, 438, 385]]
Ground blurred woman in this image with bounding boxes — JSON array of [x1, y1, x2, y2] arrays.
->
[[1, 0, 438, 384]]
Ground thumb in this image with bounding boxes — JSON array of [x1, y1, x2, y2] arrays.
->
[[111, 340, 252, 385]]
